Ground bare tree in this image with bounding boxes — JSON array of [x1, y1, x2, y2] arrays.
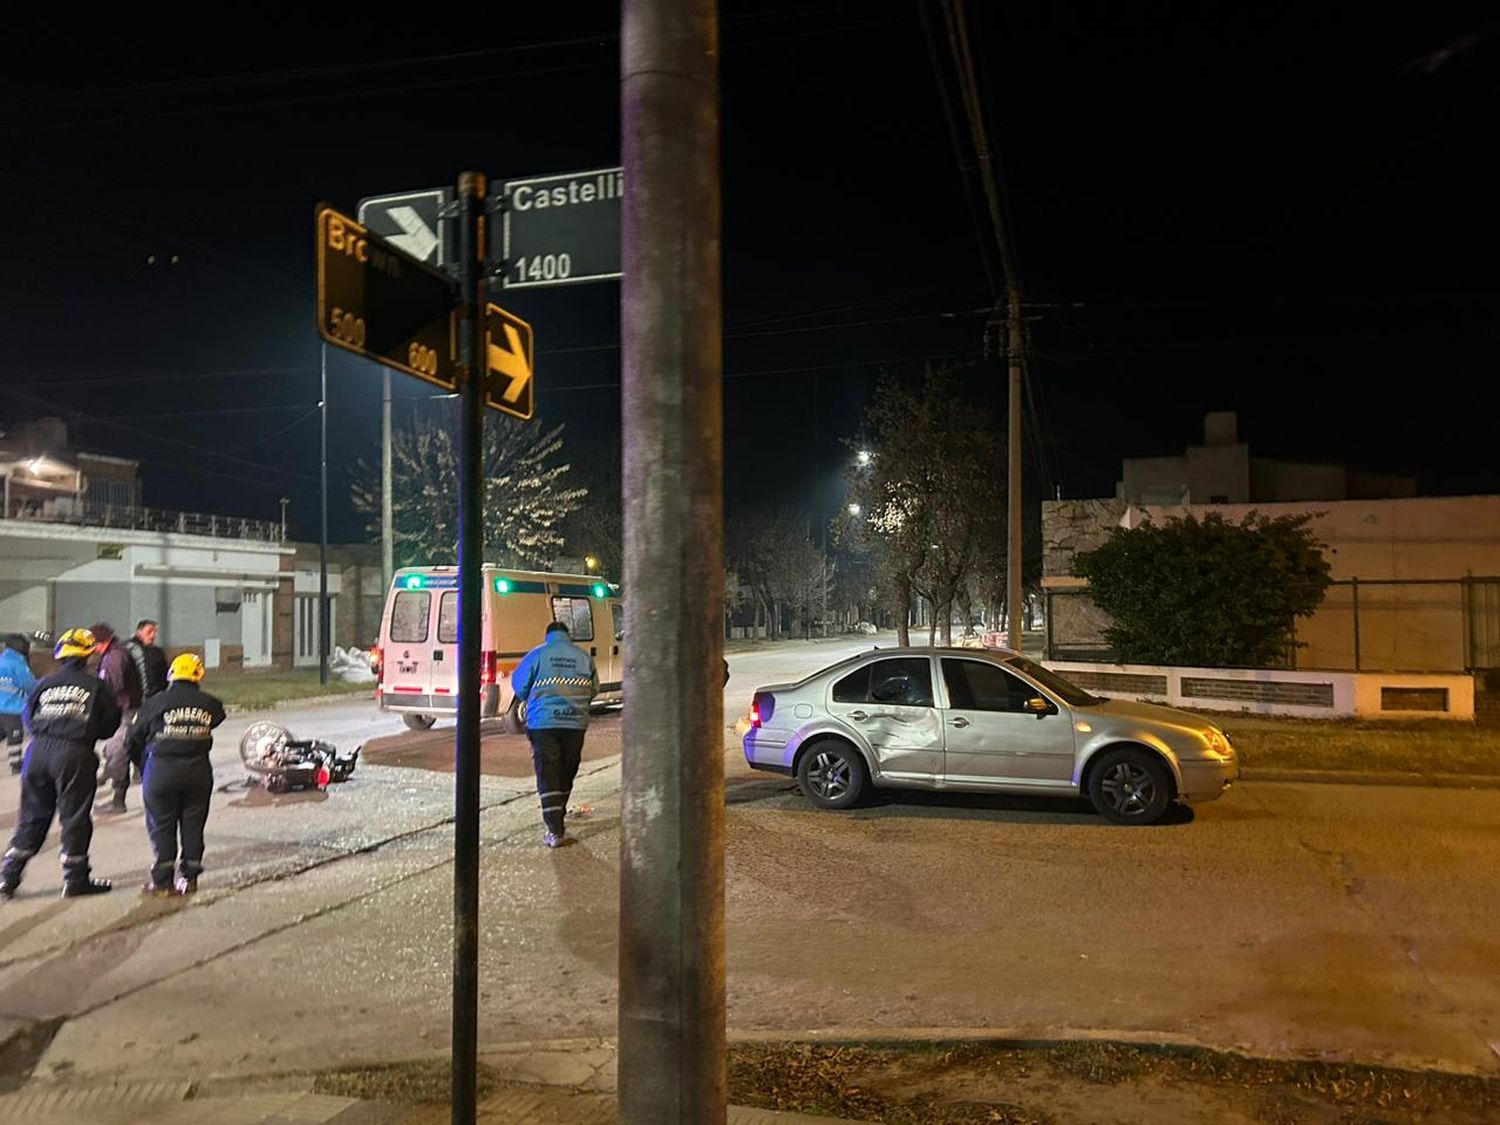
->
[[842, 367, 1002, 645], [353, 409, 585, 568]]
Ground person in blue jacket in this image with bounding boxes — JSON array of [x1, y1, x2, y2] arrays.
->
[[511, 621, 598, 848], [1, 634, 37, 775]]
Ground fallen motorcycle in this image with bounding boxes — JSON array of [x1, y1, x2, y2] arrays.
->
[[238, 721, 359, 794]]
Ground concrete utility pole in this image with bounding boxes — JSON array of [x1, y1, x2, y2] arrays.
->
[[618, 1, 725, 1122], [1006, 294, 1023, 650], [382, 369, 394, 590]]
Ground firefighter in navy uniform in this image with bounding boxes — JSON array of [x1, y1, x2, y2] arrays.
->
[[125, 653, 225, 896], [0, 628, 122, 900]]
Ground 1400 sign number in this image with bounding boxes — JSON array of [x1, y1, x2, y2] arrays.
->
[[511, 253, 572, 283]]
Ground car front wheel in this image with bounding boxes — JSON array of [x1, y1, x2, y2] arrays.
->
[[796, 741, 866, 810], [1087, 748, 1173, 825]]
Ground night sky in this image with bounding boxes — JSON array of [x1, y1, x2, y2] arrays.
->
[[2, 3, 1496, 543]]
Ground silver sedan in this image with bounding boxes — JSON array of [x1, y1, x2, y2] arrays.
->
[[743, 647, 1237, 825]]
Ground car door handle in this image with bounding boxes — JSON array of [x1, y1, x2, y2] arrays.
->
[[590, 646, 597, 657], [613, 646, 619, 655], [433, 651, 443, 661], [847, 710, 868, 722], [950, 717, 970, 728]]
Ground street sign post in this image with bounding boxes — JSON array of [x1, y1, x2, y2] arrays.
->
[[498, 165, 622, 289], [485, 303, 535, 420], [358, 187, 454, 271], [315, 205, 458, 389], [314, 188, 539, 1123]]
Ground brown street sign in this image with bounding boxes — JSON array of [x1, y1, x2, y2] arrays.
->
[[315, 204, 459, 389], [485, 303, 535, 421]]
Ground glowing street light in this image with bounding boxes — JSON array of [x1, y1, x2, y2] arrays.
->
[[856, 450, 872, 467], [847, 503, 862, 517]]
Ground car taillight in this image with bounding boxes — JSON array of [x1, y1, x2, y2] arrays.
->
[[480, 650, 497, 685], [370, 646, 383, 681], [750, 701, 762, 728]]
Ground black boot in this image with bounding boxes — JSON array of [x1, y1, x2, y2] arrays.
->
[[61, 856, 112, 897], [1, 848, 29, 900], [63, 877, 113, 897]]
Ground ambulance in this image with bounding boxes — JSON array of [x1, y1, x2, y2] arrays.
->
[[374, 566, 624, 730]]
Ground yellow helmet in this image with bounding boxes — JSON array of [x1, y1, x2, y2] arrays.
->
[[54, 628, 98, 661], [168, 653, 206, 684]]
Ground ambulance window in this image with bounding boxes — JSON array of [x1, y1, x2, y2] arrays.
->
[[551, 597, 594, 642], [390, 591, 431, 643], [611, 603, 624, 640], [438, 592, 459, 643]]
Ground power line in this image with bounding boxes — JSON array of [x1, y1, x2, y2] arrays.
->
[[1, 385, 318, 486]]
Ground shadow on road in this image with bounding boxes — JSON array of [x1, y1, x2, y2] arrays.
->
[[854, 789, 1197, 827]]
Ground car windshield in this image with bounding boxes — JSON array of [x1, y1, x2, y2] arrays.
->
[[1004, 656, 1100, 708]]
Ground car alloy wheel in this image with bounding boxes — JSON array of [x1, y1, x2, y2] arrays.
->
[[796, 741, 865, 810], [1087, 747, 1172, 825], [808, 750, 852, 801], [1100, 761, 1156, 815]]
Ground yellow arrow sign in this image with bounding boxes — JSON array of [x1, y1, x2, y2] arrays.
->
[[488, 323, 531, 402], [484, 304, 535, 421]]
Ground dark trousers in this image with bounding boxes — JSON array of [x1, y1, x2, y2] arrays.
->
[[3, 740, 100, 887], [143, 756, 214, 888], [2, 714, 22, 773], [528, 728, 586, 836]]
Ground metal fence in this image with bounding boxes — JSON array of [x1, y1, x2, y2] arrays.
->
[[1, 501, 283, 543], [1045, 576, 1500, 675]]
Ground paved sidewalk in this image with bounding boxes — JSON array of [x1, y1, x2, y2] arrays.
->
[[0, 1039, 874, 1124], [0, 1084, 869, 1124]]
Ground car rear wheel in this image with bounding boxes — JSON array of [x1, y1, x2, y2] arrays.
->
[[402, 713, 436, 732], [1087, 748, 1173, 825], [796, 741, 866, 810]]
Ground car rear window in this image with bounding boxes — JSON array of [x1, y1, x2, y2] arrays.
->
[[438, 592, 459, 644], [552, 596, 594, 642], [390, 591, 431, 643], [835, 658, 934, 707], [832, 665, 869, 703]]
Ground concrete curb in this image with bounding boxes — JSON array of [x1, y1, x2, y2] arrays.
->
[[1241, 767, 1500, 789]]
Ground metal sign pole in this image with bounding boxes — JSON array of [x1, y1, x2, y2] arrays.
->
[[451, 171, 486, 1125]]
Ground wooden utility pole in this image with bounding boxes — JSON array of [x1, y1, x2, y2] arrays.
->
[[618, 1, 726, 1122]]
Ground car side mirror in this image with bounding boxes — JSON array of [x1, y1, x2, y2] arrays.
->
[[1025, 696, 1055, 719]]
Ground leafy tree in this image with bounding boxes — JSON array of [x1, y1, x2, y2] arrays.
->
[[353, 410, 585, 569], [1073, 511, 1332, 667]]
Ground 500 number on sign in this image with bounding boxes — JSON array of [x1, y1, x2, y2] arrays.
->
[[329, 308, 366, 346]]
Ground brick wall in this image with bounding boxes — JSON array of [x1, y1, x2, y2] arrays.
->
[[1065, 670, 1169, 696], [1181, 677, 1335, 708]]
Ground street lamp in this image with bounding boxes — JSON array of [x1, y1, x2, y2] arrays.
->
[[847, 503, 861, 517], [856, 449, 872, 467]]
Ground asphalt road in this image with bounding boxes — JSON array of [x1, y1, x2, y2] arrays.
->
[[1, 634, 1497, 1088]]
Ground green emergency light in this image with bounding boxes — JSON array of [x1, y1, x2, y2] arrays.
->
[[404, 575, 424, 590], [495, 578, 512, 594], [592, 583, 607, 598]]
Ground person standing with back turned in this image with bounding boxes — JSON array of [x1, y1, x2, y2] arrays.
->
[[1, 628, 120, 899], [511, 621, 598, 848]]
